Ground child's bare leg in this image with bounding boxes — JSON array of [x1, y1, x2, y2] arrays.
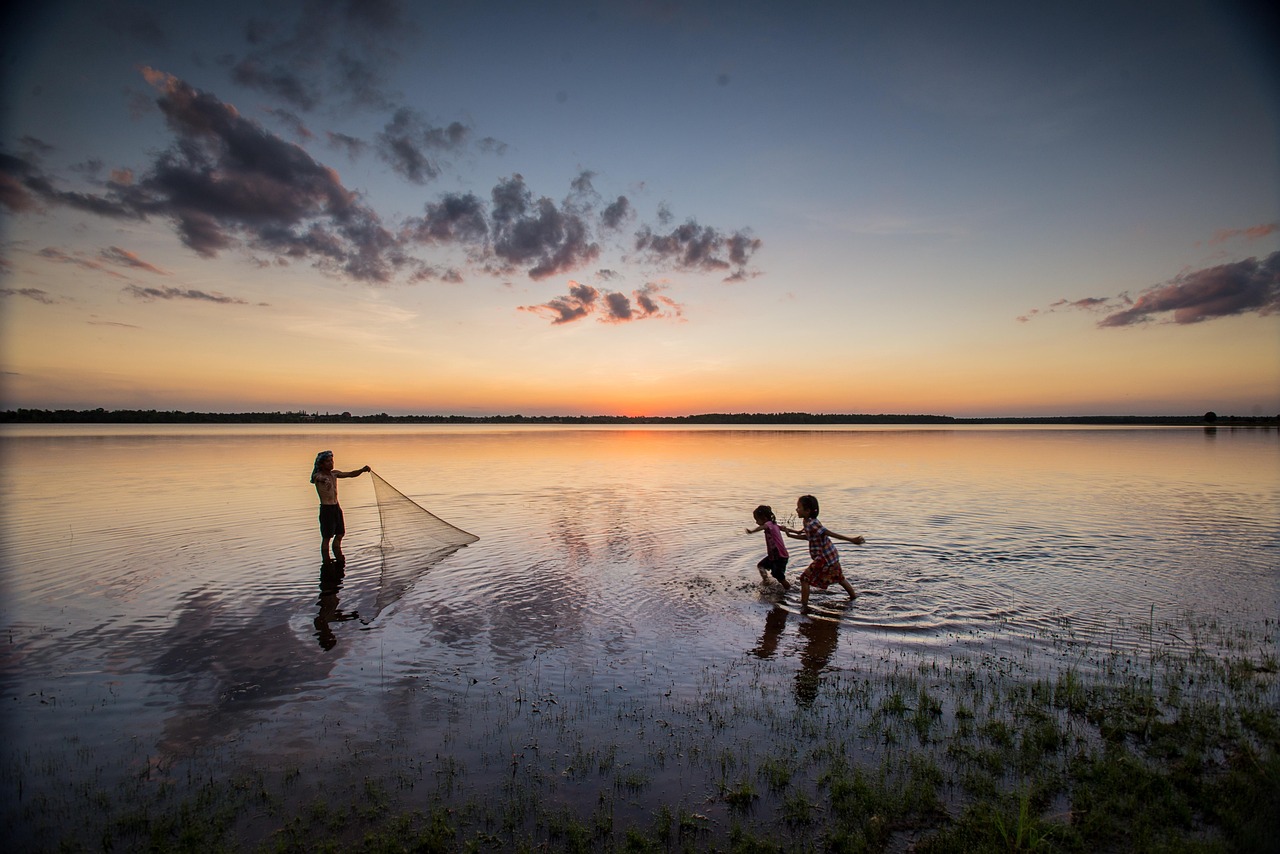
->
[[840, 578, 857, 599], [757, 562, 768, 582], [780, 577, 791, 591], [332, 535, 345, 563], [800, 580, 810, 612], [321, 537, 333, 562]]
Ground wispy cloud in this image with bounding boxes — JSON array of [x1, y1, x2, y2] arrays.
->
[[101, 246, 170, 275], [1020, 251, 1280, 327], [0, 287, 59, 304], [123, 285, 250, 305], [37, 247, 129, 279], [1207, 222, 1277, 246]]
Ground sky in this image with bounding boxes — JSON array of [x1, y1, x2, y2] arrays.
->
[[2, 0, 1277, 418]]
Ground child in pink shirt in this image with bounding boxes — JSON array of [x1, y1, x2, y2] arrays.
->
[[746, 504, 791, 591]]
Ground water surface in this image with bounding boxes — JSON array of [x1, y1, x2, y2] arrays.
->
[[3, 424, 1276, 842]]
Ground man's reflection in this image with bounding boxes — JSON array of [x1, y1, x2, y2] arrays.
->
[[315, 561, 359, 650], [750, 605, 842, 707]]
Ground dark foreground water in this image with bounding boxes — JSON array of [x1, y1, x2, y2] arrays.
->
[[2, 424, 1276, 845]]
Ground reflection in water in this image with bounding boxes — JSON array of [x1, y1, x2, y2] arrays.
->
[[314, 562, 359, 650], [147, 588, 336, 758], [751, 605, 787, 659], [2, 424, 1276, 841], [750, 604, 842, 707], [795, 616, 840, 707]]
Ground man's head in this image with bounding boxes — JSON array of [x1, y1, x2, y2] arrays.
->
[[311, 450, 335, 483]]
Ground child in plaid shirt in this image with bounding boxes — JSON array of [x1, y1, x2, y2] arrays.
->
[[782, 494, 864, 613]]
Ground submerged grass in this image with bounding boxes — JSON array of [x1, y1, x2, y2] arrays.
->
[[8, 612, 1278, 853]]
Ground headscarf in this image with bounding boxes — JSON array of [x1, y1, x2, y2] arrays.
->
[[310, 450, 333, 483]]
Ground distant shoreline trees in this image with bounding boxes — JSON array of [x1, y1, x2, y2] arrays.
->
[[2, 408, 1275, 426]]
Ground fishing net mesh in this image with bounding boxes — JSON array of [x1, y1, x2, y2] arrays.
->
[[370, 471, 479, 551], [364, 471, 478, 623]]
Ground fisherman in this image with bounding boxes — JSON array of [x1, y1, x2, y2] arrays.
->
[[310, 450, 371, 564]]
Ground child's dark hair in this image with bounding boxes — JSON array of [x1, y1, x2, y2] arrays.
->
[[797, 494, 820, 517], [753, 504, 775, 523]]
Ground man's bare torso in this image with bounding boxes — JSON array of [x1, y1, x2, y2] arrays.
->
[[314, 472, 339, 505]]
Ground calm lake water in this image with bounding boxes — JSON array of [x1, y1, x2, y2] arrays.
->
[[2, 424, 1277, 843]]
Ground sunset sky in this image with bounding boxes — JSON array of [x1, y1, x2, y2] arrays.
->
[[2, 0, 1277, 417]]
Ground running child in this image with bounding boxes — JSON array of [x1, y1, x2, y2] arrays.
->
[[782, 494, 864, 613], [745, 504, 791, 591]]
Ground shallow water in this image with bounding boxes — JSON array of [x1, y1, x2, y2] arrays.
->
[[2, 424, 1277, 841]]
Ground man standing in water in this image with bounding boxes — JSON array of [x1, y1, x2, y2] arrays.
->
[[310, 450, 371, 564]]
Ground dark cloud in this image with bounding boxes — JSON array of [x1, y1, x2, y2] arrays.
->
[[521, 281, 682, 325], [600, 196, 632, 230], [71, 158, 105, 177], [1020, 252, 1280, 327], [264, 107, 313, 141], [4, 68, 404, 282], [231, 58, 318, 111], [477, 137, 508, 156], [0, 153, 142, 218], [4, 61, 763, 292], [1099, 252, 1280, 327], [401, 174, 757, 284], [376, 108, 468, 184], [599, 282, 679, 323], [234, 0, 411, 112], [0, 154, 41, 212], [326, 131, 366, 159], [18, 136, 55, 158], [0, 287, 58, 304], [487, 174, 600, 279], [634, 220, 761, 280], [132, 68, 399, 281], [406, 192, 489, 244], [124, 285, 249, 304], [521, 281, 598, 324]]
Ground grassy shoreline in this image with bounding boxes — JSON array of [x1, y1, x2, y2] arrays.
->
[[9, 610, 1277, 853]]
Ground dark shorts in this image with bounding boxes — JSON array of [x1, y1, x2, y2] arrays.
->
[[319, 504, 345, 539], [758, 555, 789, 583]]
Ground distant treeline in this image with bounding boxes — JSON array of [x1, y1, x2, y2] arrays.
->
[[3, 408, 1275, 426]]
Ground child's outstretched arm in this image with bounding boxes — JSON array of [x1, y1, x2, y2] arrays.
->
[[745, 524, 764, 534], [827, 528, 865, 545]]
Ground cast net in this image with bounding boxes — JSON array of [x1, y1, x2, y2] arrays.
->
[[364, 471, 478, 622], [370, 471, 479, 551]]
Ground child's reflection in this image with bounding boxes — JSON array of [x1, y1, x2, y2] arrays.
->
[[750, 605, 841, 707], [314, 561, 359, 650], [794, 616, 839, 707], [751, 605, 788, 659]]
